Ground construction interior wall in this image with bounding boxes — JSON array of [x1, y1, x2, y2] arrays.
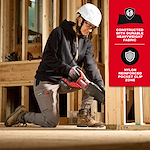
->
[[0, 0, 105, 124], [0, 0, 150, 126]]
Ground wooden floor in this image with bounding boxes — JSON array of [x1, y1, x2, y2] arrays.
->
[[0, 123, 150, 150]]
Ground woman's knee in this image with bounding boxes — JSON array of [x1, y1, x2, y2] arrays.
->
[[44, 117, 59, 128]]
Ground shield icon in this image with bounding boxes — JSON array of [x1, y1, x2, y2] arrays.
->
[[125, 50, 135, 62], [125, 8, 135, 20]]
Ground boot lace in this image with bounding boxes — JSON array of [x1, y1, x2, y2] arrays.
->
[[82, 104, 95, 122], [86, 109, 95, 122]]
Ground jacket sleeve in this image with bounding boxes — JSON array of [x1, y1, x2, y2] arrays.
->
[[42, 28, 71, 76], [83, 40, 104, 87]]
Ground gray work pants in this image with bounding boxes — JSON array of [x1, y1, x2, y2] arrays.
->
[[24, 79, 94, 127]]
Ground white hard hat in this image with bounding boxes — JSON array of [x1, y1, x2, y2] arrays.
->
[[76, 3, 102, 27]]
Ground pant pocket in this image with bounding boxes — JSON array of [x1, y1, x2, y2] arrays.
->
[[35, 89, 53, 112], [46, 90, 54, 103]]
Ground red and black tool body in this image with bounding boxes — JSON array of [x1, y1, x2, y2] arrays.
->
[[60, 69, 105, 104]]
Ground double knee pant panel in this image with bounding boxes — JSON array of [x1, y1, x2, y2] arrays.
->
[[25, 112, 57, 127], [29, 79, 59, 127]]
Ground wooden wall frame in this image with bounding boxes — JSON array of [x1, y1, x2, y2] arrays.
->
[[1, 0, 149, 126]]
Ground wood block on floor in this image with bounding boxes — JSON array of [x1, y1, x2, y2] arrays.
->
[[106, 124, 150, 130], [59, 117, 69, 125]]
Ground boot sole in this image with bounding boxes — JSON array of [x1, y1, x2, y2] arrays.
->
[[88, 124, 105, 128], [77, 124, 105, 127], [77, 124, 87, 127], [4, 105, 25, 127]]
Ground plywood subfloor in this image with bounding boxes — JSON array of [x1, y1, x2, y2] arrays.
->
[[0, 124, 150, 150]]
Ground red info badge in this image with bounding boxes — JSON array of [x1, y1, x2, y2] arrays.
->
[[109, 0, 150, 86]]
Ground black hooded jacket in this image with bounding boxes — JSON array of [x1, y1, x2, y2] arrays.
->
[[35, 20, 104, 87]]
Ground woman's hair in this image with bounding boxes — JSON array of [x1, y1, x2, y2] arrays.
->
[[75, 14, 81, 25], [75, 14, 85, 35]]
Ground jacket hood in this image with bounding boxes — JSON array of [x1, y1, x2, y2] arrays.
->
[[60, 19, 76, 36]]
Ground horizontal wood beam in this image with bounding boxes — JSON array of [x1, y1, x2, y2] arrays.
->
[[0, 80, 34, 87], [0, 59, 41, 66], [0, 60, 40, 86]]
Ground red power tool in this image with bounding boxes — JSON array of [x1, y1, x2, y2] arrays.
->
[[60, 68, 105, 104]]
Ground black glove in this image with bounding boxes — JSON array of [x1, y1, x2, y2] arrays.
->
[[98, 85, 105, 104], [68, 66, 80, 82], [99, 85, 105, 94]]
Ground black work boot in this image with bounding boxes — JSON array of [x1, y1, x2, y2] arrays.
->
[[5, 105, 28, 127], [77, 109, 105, 127]]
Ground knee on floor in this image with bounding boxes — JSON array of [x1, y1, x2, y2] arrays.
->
[[44, 118, 58, 128]]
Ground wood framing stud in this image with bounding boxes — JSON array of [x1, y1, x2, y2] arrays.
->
[[143, 87, 150, 123], [21, 86, 29, 111], [0, 0, 6, 62], [42, 0, 50, 52], [134, 87, 143, 125], [53, 0, 60, 28], [22, 0, 28, 60], [104, 0, 126, 125], [0, 87, 7, 122], [0, 87, 2, 122]]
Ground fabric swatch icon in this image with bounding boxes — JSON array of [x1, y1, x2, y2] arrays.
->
[[118, 8, 143, 25]]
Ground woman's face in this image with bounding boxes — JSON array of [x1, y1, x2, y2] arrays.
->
[[78, 17, 96, 36]]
